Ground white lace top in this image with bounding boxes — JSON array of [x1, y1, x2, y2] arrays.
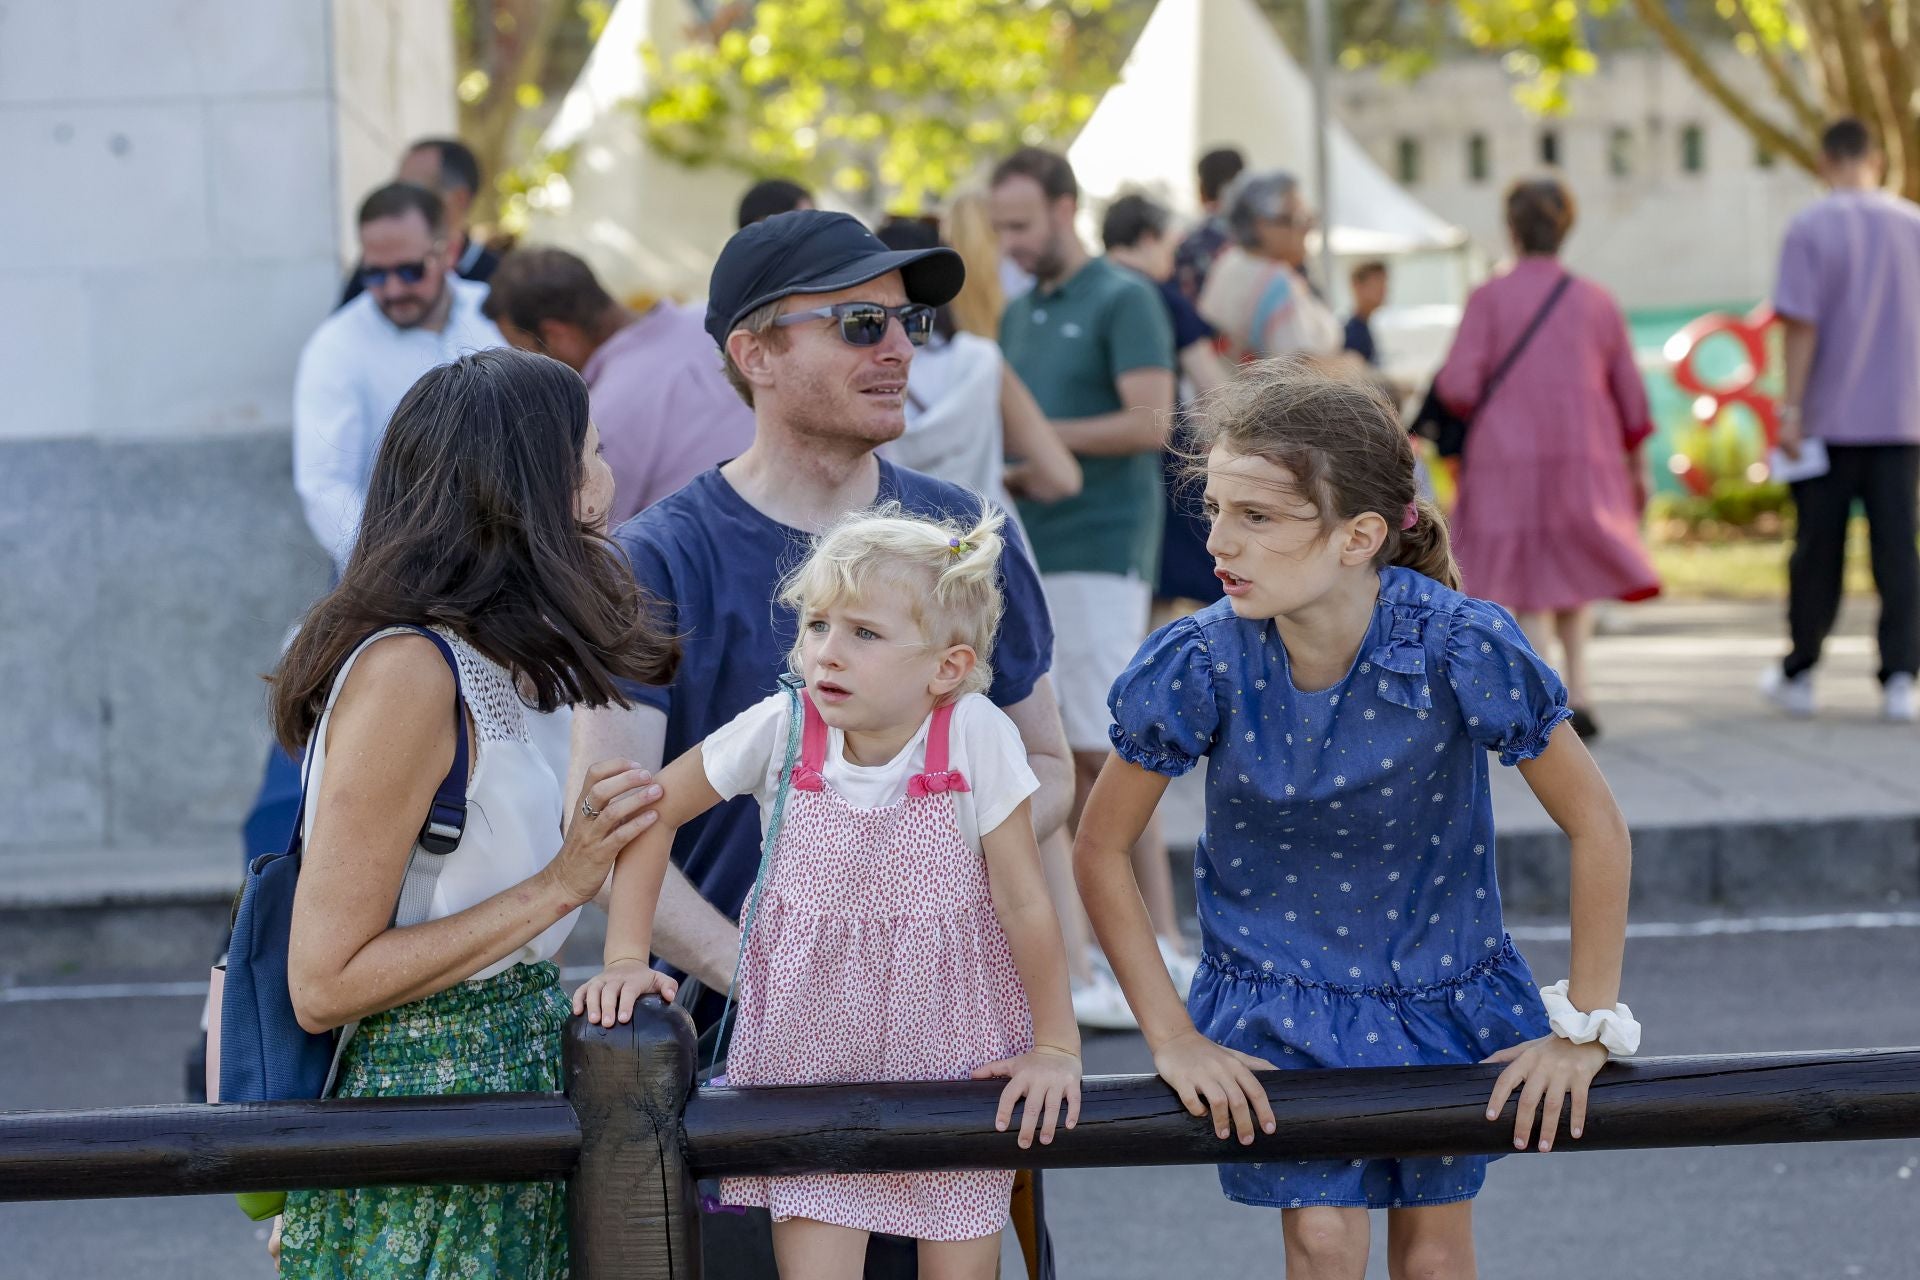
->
[[301, 626, 580, 981]]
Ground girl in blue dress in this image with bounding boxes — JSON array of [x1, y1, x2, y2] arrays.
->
[[1074, 360, 1638, 1279]]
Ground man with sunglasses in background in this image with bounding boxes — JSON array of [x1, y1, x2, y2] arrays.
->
[[338, 137, 501, 308], [572, 210, 1073, 1278], [292, 181, 505, 572]]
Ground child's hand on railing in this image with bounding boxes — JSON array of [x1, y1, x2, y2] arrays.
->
[[1151, 1030, 1277, 1145], [1482, 1034, 1609, 1153], [973, 1045, 1083, 1149], [572, 959, 679, 1028]]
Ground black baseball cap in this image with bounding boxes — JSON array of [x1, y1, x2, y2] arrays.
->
[[704, 210, 965, 348]]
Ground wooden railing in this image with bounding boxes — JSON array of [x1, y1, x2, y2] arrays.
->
[[4, 1002, 1917, 1278]]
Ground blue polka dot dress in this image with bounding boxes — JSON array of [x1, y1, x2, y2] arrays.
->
[[1108, 567, 1568, 1210]]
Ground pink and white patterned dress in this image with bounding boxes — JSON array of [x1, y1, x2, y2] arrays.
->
[[717, 693, 1034, 1241]]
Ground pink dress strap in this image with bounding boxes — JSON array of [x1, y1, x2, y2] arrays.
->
[[907, 700, 970, 798], [791, 690, 829, 792]]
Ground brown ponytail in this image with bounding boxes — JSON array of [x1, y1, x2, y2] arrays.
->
[[1188, 355, 1460, 588], [1397, 496, 1461, 589]]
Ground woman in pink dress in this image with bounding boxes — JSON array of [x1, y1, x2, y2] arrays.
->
[[1435, 177, 1659, 738]]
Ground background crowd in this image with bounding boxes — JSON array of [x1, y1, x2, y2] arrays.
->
[[271, 111, 1920, 1038]]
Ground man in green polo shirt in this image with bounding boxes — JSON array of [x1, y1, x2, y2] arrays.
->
[[991, 147, 1196, 1014]]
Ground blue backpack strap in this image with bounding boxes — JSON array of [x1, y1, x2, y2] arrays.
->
[[388, 625, 469, 930], [711, 671, 808, 1074], [262, 624, 467, 878], [406, 626, 470, 857], [324, 625, 471, 1096]]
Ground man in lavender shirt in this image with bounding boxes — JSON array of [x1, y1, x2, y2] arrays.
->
[[1766, 118, 1920, 723], [484, 246, 757, 523]]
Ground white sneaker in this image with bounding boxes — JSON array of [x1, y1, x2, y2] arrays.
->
[[1071, 967, 1139, 1031], [1884, 674, 1917, 723], [1759, 667, 1815, 718], [1158, 936, 1199, 999]]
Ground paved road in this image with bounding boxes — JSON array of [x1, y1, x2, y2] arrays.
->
[[3, 918, 1916, 1279]]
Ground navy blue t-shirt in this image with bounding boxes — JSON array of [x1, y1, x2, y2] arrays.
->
[[610, 461, 1054, 948], [1344, 313, 1379, 366], [1159, 277, 1214, 356]]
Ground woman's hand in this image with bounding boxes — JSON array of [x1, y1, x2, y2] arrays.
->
[[571, 957, 679, 1027], [544, 759, 664, 906], [1152, 1030, 1277, 1144], [1483, 1034, 1610, 1152], [973, 1046, 1083, 1149]]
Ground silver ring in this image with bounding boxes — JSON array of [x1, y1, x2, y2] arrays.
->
[[580, 797, 602, 819]]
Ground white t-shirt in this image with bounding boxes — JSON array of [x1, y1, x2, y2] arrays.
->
[[881, 332, 1007, 504], [701, 691, 1040, 853]]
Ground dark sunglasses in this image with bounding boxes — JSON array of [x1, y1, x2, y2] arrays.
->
[[358, 260, 431, 288], [771, 301, 935, 347]]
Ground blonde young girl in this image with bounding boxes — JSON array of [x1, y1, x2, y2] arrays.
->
[[575, 504, 1081, 1279], [1074, 361, 1638, 1280]]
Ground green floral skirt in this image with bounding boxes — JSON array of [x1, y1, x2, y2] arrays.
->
[[279, 961, 571, 1279]]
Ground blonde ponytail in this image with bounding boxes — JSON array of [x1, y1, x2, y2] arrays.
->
[[779, 501, 1007, 696]]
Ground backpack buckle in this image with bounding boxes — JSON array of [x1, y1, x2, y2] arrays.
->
[[419, 807, 464, 856]]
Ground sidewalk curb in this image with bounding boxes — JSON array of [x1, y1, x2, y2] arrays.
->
[[6, 815, 1915, 941], [1495, 814, 1920, 913]]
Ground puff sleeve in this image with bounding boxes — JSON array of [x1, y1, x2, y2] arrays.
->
[[1443, 600, 1572, 766], [1106, 616, 1221, 777]]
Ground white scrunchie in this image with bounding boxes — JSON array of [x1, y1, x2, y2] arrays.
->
[[1539, 980, 1641, 1057]]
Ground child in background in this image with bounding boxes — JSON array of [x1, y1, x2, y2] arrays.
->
[[1075, 360, 1638, 1279], [576, 504, 1081, 1280]]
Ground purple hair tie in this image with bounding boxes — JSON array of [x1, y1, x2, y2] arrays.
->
[[1401, 503, 1419, 531]]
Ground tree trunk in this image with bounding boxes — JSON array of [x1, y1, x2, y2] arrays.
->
[[1628, 0, 1821, 173], [1731, 0, 1826, 135], [458, 0, 573, 229]]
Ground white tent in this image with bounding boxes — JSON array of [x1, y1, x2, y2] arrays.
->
[[524, 0, 742, 301], [1067, 0, 1466, 257]]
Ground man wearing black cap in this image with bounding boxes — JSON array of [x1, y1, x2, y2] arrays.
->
[[569, 210, 1071, 1273]]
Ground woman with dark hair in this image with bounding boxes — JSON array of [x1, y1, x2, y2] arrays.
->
[[1434, 177, 1659, 738], [270, 347, 678, 1276]]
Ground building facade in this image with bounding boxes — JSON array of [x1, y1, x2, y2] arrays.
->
[[1, 1, 455, 901], [1335, 49, 1821, 311]]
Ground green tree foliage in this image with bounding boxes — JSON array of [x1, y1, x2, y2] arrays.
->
[[1478, 0, 1919, 197], [1263, 0, 1919, 198], [453, 0, 603, 229], [638, 0, 1147, 214]]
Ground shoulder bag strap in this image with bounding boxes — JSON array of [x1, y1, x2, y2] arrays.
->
[[390, 626, 470, 929], [322, 625, 470, 1097], [1473, 274, 1573, 424], [710, 672, 808, 1073]]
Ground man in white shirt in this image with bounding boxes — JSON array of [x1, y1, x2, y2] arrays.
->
[[293, 182, 506, 570]]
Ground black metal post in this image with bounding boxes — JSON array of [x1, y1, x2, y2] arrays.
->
[[565, 1000, 701, 1280]]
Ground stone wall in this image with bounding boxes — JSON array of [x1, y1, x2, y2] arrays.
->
[[0, 1, 453, 899]]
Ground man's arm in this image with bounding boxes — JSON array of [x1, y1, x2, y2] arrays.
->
[[1179, 340, 1232, 399], [1778, 316, 1818, 459], [1049, 367, 1176, 456], [1000, 675, 1073, 842], [570, 701, 740, 991], [291, 335, 369, 572]]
